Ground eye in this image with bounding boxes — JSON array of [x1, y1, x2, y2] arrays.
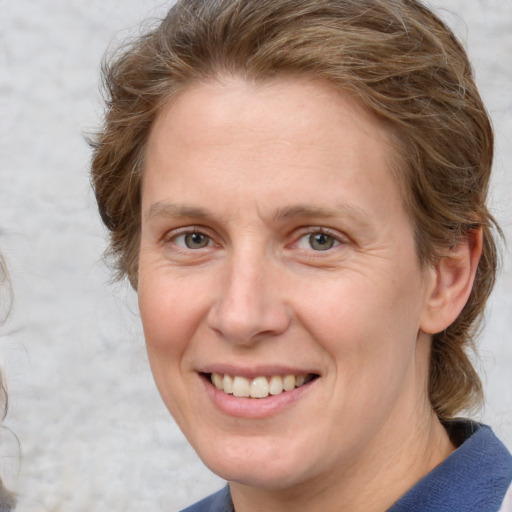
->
[[296, 231, 341, 251], [174, 231, 212, 249]]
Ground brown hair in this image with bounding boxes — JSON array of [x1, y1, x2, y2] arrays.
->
[[90, 0, 501, 419]]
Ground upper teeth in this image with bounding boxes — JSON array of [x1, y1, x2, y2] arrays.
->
[[210, 373, 311, 399]]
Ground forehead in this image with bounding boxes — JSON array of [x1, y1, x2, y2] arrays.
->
[[143, 76, 407, 224], [151, 75, 394, 151]]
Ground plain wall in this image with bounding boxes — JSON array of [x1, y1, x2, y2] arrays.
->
[[0, 1, 511, 510]]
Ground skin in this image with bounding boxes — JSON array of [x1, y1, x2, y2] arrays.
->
[[137, 76, 479, 511]]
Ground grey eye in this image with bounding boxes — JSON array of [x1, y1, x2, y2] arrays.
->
[[183, 232, 210, 249], [308, 232, 336, 251]]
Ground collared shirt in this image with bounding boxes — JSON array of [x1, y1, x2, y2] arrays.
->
[[181, 420, 512, 512]]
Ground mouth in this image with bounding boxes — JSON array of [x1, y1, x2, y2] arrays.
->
[[203, 372, 319, 399]]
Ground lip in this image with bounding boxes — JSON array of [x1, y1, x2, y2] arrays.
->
[[199, 371, 318, 419]]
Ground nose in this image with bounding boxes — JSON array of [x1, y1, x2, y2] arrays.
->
[[207, 250, 291, 345]]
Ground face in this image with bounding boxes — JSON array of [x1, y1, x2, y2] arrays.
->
[[138, 77, 435, 492]]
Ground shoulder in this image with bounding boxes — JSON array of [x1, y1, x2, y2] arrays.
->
[[180, 486, 233, 512], [389, 420, 512, 512]]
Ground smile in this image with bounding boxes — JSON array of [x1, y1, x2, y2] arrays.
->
[[208, 373, 317, 399]]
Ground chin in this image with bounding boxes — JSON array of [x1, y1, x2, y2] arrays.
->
[[194, 434, 317, 490], [210, 462, 307, 491]]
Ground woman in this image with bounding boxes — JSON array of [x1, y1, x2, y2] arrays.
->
[[90, 0, 512, 510]]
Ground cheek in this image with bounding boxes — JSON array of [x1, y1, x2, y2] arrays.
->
[[137, 269, 216, 361], [298, 267, 425, 375], [137, 274, 202, 405], [300, 271, 416, 336], [138, 276, 186, 353]]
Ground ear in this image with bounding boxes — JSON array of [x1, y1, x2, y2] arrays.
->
[[420, 228, 483, 335]]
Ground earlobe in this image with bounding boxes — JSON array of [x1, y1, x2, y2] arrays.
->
[[420, 228, 483, 335]]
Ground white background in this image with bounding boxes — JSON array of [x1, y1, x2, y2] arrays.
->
[[0, 1, 511, 511]]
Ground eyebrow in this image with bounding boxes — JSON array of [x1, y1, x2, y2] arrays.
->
[[273, 204, 371, 225], [145, 201, 213, 221], [145, 201, 372, 228]]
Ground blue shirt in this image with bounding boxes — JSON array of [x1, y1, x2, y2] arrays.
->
[[182, 420, 512, 512]]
